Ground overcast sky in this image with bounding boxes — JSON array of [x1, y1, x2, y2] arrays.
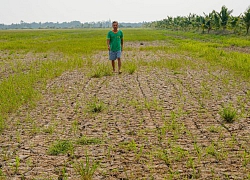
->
[[1, 0, 249, 25]]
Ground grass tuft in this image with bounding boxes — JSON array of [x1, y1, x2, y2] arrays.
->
[[73, 153, 99, 180], [90, 64, 112, 78], [77, 136, 102, 145], [219, 105, 237, 123], [86, 97, 105, 113], [123, 61, 137, 74], [48, 140, 74, 155]]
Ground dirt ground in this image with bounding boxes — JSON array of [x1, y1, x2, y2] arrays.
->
[[0, 41, 249, 179]]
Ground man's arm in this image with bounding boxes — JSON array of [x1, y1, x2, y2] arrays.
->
[[107, 39, 110, 51], [121, 38, 123, 51]]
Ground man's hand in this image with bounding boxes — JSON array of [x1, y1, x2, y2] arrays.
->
[[107, 39, 110, 51]]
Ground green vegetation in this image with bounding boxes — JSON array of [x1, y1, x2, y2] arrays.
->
[[219, 105, 237, 123], [48, 140, 74, 155], [146, 5, 250, 35], [77, 136, 102, 145], [86, 97, 105, 113], [73, 153, 99, 180]]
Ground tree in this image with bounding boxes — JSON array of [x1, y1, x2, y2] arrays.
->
[[213, 10, 221, 30], [230, 15, 241, 34], [243, 6, 250, 34], [204, 12, 213, 33], [217, 5, 233, 30], [200, 16, 206, 33]]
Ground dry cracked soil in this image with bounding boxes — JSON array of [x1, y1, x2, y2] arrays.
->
[[0, 41, 250, 179]]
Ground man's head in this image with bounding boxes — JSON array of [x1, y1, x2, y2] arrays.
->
[[112, 21, 118, 30]]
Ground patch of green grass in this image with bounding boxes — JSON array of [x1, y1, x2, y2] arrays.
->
[[48, 140, 74, 155], [208, 125, 222, 133], [219, 105, 237, 123], [89, 63, 112, 78], [205, 142, 218, 158], [119, 140, 138, 152], [0, 115, 4, 133], [86, 97, 105, 113], [171, 146, 189, 161], [14, 156, 20, 174], [73, 153, 99, 180], [0, 168, 5, 178], [158, 149, 171, 166], [43, 125, 55, 134], [123, 60, 137, 74], [77, 136, 102, 145]]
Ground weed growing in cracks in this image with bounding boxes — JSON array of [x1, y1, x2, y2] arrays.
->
[[219, 105, 237, 123]]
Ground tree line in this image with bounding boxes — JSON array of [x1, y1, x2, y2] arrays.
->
[[144, 6, 250, 34], [0, 20, 144, 29]]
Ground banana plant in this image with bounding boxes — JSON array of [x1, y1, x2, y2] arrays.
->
[[212, 10, 221, 30], [217, 5, 233, 30], [230, 15, 242, 34], [204, 12, 214, 33], [243, 6, 250, 34]]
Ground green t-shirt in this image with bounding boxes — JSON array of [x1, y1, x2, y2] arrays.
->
[[107, 30, 123, 51]]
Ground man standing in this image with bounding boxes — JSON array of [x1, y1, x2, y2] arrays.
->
[[107, 21, 123, 74]]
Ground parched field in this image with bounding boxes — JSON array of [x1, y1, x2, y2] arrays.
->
[[0, 29, 250, 179]]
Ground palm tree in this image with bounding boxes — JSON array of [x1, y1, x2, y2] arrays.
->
[[243, 6, 250, 34], [217, 5, 233, 30]]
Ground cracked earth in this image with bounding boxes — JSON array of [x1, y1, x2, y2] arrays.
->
[[0, 41, 249, 179]]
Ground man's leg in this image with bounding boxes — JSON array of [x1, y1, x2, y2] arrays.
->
[[118, 58, 121, 73], [112, 60, 115, 72]]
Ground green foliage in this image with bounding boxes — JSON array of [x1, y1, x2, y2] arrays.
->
[[146, 5, 249, 34], [14, 156, 20, 174], [119, 140, 138, 152], [48, 140, 74, 155], [0, 115, 4, 133], [243, 6, 250, 34], [206, 142, 217, 157], [90, 63, 112, 78], [86, 97, 105, 113], [219, 105, 237, 123], [0, 168, 5, 178], [73, 153, 99, 180], [77, 136, 102, 145], [123, 61, 137, 74], [218, 5, 233, 30]]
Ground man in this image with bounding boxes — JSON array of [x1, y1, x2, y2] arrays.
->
[[107, 21, 123, 74]]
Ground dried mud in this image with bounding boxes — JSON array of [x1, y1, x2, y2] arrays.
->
[[0, 41, 249, 179]]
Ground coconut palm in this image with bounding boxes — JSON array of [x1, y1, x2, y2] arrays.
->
[[243, 6, 250, 34]]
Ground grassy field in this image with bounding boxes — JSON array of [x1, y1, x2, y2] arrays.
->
[[0, 29, 249, 179]]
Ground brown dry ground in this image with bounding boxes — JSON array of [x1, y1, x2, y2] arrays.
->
[[0, 41, 250, 180]]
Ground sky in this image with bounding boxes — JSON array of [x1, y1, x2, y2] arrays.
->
[[1, 0, 249, 25]]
